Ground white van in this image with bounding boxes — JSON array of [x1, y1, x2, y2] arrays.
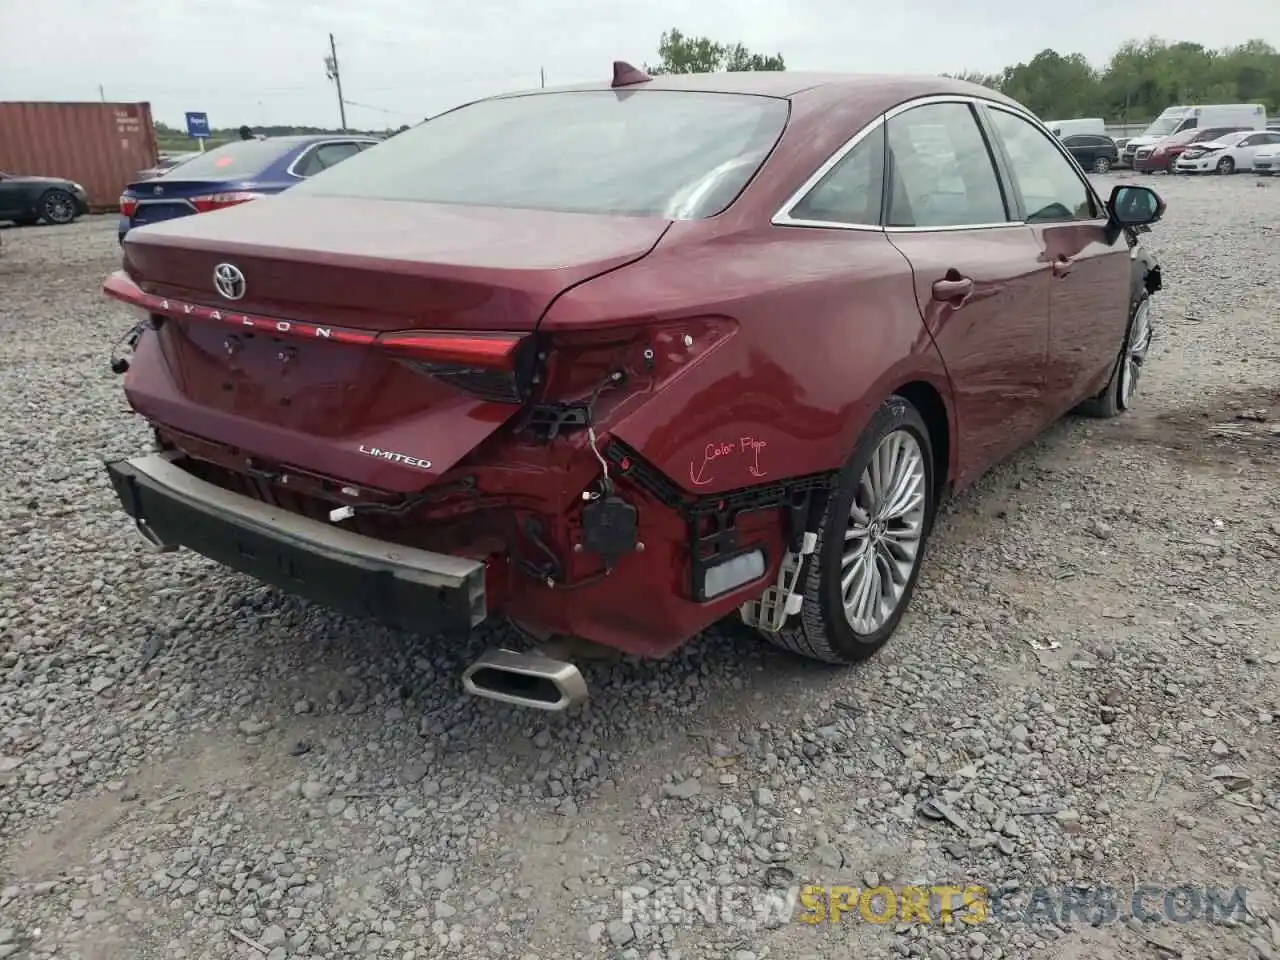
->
[[1044, 117, 1106, 138], [1119, 103, 1266, 166]]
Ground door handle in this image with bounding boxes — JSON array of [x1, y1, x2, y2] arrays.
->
[[1052, 256, 1073, 278], [931, 276, 973, 302]]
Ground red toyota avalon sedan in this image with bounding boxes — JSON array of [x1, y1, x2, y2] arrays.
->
[[103, 64, 1165, 710]]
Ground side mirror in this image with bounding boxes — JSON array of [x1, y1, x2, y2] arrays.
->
[[1107, 184, 1165, 227]]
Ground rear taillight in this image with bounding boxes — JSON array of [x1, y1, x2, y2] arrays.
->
[[188, 191, 266, 213], [119, 195, 137, 217], [376, 331, 534, 404]]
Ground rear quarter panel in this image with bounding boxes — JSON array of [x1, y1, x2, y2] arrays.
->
[[542, 222, 955, 496]]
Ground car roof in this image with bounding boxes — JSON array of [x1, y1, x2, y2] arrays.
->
[[245, 134, 377, 147], [492, 71, 1025, 115]]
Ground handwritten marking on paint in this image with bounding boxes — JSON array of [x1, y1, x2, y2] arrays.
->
[[689, 436, 769, 486]]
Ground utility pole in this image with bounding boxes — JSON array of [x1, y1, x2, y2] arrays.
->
[[324, 33, 348, 131], [98, 84, 106, 102], [540, 67, 545, 89]]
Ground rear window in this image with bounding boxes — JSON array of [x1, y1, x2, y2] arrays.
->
[[290, 90, 790, 219], [159, 139, 295, 179]]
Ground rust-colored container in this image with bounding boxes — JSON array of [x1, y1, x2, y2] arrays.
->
[[0, 101, 158, 213]]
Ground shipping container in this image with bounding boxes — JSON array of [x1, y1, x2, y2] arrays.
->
[[0, 101, 158, 213]]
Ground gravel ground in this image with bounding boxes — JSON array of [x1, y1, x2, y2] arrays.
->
[[1, 173, 1278, 960]]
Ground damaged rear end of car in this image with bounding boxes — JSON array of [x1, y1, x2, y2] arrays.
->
[[103, 84, 800, 709]]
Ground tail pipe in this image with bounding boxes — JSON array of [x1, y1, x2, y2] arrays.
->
[[462, 648, 588, 712]]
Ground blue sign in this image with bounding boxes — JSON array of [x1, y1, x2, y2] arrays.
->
[[185, 112, 210, 139]]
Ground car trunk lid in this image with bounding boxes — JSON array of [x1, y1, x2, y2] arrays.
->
[[112, 196, 670, 493]]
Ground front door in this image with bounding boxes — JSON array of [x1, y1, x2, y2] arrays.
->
[[880, 100, 1053, 486], [981, 106, 1132, 412]]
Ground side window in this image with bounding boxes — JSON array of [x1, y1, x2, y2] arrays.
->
[[986, 109, 1098, 223], [294, 142, 362, 178], [884, 102, 1008, 228], [789, 124, 885, 226], [1175, 118, 1198, 132]]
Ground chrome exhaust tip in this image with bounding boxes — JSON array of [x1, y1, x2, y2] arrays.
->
[[134, 518, 176, 553], [461, 648, 588, 712]]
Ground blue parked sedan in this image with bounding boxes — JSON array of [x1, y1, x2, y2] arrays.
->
[[118, 134, 380, 242]]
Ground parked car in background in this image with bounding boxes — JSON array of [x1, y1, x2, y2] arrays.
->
[[1174, 130, 1280, 174], [1254, 142, 1280, 175], [118, 134, 379, 242], [1133, 127, 1251, 173], [1061, 133, 1119, 172], [1045, 117, 1106, 138], [134, 152, 200, 181], [100, 69, 1166, 711], [1121, 103, 1267, 168], [0, 169, 90, 226]]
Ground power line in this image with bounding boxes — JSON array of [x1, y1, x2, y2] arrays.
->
[[341, 98, 419, 119]]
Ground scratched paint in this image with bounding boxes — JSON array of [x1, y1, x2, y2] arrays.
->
[[689, 436, 769, 486]]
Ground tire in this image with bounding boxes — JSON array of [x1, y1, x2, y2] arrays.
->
[[1092, 157, 1112, 173], [755, 396, 936, 664], [1216, 156, 1235, 175], [1076, 291, 1153, 419], [39, 189, 78, 225]]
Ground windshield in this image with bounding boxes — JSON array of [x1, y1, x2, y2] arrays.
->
[[158, 139, 295, 180], [1205, 132, 1248, 146], [291, 90, 791, 219], [1142, 117, 1182, 138]]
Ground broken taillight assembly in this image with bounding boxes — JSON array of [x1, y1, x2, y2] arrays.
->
[[119, 195, 138, 217], [377, 330, 536, 404]]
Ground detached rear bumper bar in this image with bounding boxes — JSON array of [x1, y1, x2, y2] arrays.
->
[[105, 453, 487, 635]]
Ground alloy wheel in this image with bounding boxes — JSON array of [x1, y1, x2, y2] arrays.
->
[[1217, 157, 1234, 175], [840, 429, 927, 635], [1092, 157, 1112, 173], [43, 191, 76, 225], [1119, 298, 1153, 409]]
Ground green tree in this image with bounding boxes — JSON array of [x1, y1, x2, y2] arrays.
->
[[945, 36, 1280, 123], [646, 28, 785, 75]]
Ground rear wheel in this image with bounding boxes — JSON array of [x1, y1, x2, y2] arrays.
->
[[40, 189, 78, 225], [1076, 291, 1152, 418], [1216, 156, 1235, 175], [1092, 156, 1112, 173], [755, 396, 935, 664]]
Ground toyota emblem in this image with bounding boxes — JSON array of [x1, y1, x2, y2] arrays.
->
[[213, 263, 246, 301]]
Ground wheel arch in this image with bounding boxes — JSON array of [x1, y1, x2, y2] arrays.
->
[[891, 379, 953, 504]]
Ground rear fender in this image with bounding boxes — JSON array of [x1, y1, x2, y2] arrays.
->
[[548, 224, 953, 498]]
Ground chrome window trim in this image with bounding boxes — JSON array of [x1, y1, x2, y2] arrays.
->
[[772, 93, 1110, 232], [134, 198, 197, 213], [286, 139, 379, 179]]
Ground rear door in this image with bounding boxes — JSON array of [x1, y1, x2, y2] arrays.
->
[[980, 105, 1130, 415], [881, 99, 1053, 483], [1236, 132, 1280, 169]]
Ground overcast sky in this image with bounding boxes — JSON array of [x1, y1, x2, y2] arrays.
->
[[2, 0, 1277, 130]]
